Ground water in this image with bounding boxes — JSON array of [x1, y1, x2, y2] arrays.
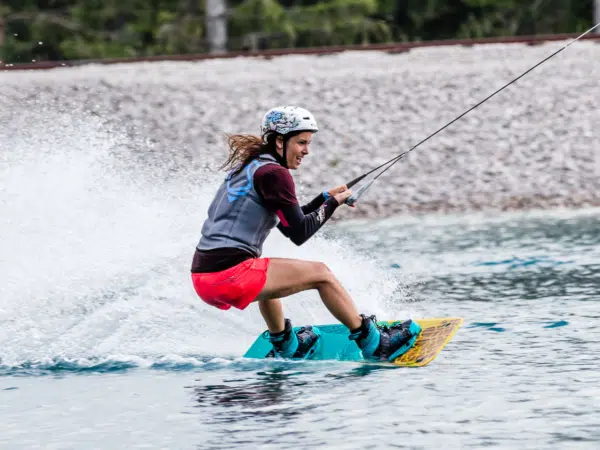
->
[[2, 116, 600, 449]]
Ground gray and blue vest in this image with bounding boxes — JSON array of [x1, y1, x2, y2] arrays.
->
[[197, 154, 281, 257]]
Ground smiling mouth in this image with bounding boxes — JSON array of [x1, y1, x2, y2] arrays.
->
[[296, 157, 303, 165]]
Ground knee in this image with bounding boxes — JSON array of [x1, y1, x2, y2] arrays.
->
[[314, 262, 335, 284]]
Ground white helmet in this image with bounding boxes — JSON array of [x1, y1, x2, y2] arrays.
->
[[261, 106, 319, 136]]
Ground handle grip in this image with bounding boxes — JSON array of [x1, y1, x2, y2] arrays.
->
[[344, 179, 375, 207]]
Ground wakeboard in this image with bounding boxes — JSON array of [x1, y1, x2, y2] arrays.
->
[[244, 317, 463, 367]]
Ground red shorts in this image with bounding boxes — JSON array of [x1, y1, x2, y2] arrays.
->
[[191, 258, 270, 311]]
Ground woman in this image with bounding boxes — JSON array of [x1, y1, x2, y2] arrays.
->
[[191, 106, 418, 361]]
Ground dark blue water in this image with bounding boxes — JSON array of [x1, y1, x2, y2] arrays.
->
[[2, 208, 600, 449]]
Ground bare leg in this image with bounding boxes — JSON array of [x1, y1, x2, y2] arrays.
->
[[255, 258, 362, 331], [258, 297, 285, 333]]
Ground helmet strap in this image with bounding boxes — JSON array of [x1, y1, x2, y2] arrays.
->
[[270, 135, 289, 168], [265, 133, 287, 168], [281, 138, 289, 169], [270, 132, 300, 169]]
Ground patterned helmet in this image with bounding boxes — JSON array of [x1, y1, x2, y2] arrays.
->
[[261, 106, 319, 136]]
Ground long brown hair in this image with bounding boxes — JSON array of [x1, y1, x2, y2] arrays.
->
[[219, 132, 277, 175]]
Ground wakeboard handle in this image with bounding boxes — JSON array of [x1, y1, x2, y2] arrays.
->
[[345, 179, 375, 206]]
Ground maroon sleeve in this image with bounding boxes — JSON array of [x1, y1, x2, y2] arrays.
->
[[254, 164, 299, 209]]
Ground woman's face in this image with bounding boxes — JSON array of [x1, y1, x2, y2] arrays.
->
[[277, 132, 313, 170]]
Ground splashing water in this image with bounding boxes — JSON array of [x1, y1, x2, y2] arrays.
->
[[0, 106, 412, 373]]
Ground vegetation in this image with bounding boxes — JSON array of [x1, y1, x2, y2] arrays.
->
[[0, 0, 594, 63]]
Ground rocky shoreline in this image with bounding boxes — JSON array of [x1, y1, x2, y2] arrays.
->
[[2, 40, 600, 219]]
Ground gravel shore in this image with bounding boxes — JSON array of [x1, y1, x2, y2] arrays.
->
[[2, 40, 600, 218]]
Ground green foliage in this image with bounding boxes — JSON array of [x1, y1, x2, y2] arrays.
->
[[0, 0, 595, 63], [286, 0, 392, 46]]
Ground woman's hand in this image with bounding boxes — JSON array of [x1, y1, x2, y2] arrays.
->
[[327, 184, 348, 198], [325, 184, 353, 206], [332, 188, 352, 205]]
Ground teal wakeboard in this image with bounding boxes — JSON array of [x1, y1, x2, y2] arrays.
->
[[244, 317, 463, 367]]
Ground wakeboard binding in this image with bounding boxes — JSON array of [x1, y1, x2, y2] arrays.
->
[[349, 315, 421, 362], [265, 318, 322, 359]]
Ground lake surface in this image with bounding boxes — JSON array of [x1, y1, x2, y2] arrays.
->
[[3, 166, 600, 449]]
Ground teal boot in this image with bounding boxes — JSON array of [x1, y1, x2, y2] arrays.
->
[[268, 319, 321, 359], [349, 314, 421, 362]]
